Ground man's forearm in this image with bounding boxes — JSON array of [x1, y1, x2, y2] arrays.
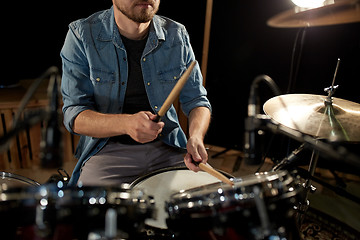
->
[[73, 110, 164, 143], [188, 107, 211, 140], [73, 110, 131, 138]]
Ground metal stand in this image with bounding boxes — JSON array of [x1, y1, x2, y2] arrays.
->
[[295, 149, 319, 226]]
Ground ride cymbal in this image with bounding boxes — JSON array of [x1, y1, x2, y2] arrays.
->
[[263, 94, 360, 142]]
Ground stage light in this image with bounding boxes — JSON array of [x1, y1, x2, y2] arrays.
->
[[291, 0, 334, 9]]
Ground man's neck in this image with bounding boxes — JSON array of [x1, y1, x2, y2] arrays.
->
[[114, 10, 151, 40]]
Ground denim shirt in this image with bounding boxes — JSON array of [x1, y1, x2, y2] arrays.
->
[[60, 7, 211, 185]]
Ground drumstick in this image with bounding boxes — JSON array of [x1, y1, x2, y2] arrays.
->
[[153, 61, 196, 122], [193, 161, 234, 186]]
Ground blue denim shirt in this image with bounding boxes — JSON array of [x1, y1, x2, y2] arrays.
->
[[60, 7, 211, 185]]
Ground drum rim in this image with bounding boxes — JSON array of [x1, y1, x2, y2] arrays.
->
[[129, 165, 234, 188], [1, 171, 40, 186], [167, 170, 298, 207], [166, 170, 299, 221]]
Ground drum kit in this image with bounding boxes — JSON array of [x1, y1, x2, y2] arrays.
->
[[1, 1, 360, 239]]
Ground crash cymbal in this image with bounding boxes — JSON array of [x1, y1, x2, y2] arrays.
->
[[268, 0, 360, 28], [263, 94, 360, 142]]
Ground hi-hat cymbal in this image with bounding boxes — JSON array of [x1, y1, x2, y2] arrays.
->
[[268, 0, 360, 28], [263, 94, 360, 142]]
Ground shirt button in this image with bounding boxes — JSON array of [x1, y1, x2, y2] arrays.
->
[[143, 57, 146, 62], [173, 76, 177, 80], [96, 77, 100, 82], [154, 105, 158, 109], [147, 82, 151, 86]]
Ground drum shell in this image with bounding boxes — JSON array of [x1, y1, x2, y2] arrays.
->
[[1, 181, 155, 240], [166, 170, 299, 238], [130, 166, 234, 239], [53, 186, 155, 238]]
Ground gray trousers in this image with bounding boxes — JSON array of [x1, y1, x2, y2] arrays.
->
[[77, 140, 186, 186]]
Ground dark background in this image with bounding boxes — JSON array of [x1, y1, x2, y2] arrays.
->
[[3, 0, 360, 159]]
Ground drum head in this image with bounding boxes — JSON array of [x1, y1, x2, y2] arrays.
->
[[130, 166, 233, 229]]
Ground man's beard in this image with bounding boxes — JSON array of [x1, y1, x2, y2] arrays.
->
[[114, 0, 159, 23]]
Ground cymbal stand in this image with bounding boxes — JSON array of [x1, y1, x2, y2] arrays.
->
[[295, 148, 319, 226], [296, 58, 342, 225]]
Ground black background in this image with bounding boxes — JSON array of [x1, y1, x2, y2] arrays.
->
[[3, 0, 360, 159]]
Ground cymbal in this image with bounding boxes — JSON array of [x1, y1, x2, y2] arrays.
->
[[268, 0, 360, 28], [263, 94, 360, 142]]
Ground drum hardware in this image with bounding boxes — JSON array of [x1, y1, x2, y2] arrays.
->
[[263, 116, 360, 201], [35, 202, 52, 238], [262, 67, 360, 232], [259, 109, 360, 176], [1, 171, 41, 187], [130, 166, 234, 239], [265, 58, 360, 222], [252, 184, 295, 239], [293, 149, 320, 226], [88, 208, 129, 240], [294, 167, 360, 204], [105, 208, 117, 239], [46, 168, 71, 185], [252, 186, 271, 239], [263, 93, 360, 141], [165, 170, 300, 240], [242, 72, 360, 235], [270, 144, 318, 227], [272, 143, 305, 171], [1, 181, 155, 240]]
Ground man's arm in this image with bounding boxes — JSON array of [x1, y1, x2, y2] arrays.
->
[[184, 106, 211, 171], [73, 110, 164, 143]]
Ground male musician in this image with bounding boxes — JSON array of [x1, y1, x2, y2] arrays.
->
[[60, 0, 211, 186]]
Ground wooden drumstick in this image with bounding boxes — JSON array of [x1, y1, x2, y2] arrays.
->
[[193, 161, 234, 186], [153, 61, 196, 122]]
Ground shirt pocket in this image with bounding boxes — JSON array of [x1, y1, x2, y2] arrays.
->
[[158, 66, 186, 84], [90, 68, 115, 84], [89, 68, 116, 111]]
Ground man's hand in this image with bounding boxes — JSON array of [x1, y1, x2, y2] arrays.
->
[[183, 106, 211, 172], [126, 111, 164, 143], [73, 110, 163, 142], [184, 136, 208, 172]]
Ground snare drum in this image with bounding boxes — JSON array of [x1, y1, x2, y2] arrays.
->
[[166, 170, 299, 239], [130, 166, 233, 238]]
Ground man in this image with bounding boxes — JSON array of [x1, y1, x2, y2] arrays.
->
[[61, 0, 211, 186]]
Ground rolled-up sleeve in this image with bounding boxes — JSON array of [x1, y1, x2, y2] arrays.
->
[[179, 29, 212, 117], [180, 62, 212, 116], [60, 24, 94, 134]]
